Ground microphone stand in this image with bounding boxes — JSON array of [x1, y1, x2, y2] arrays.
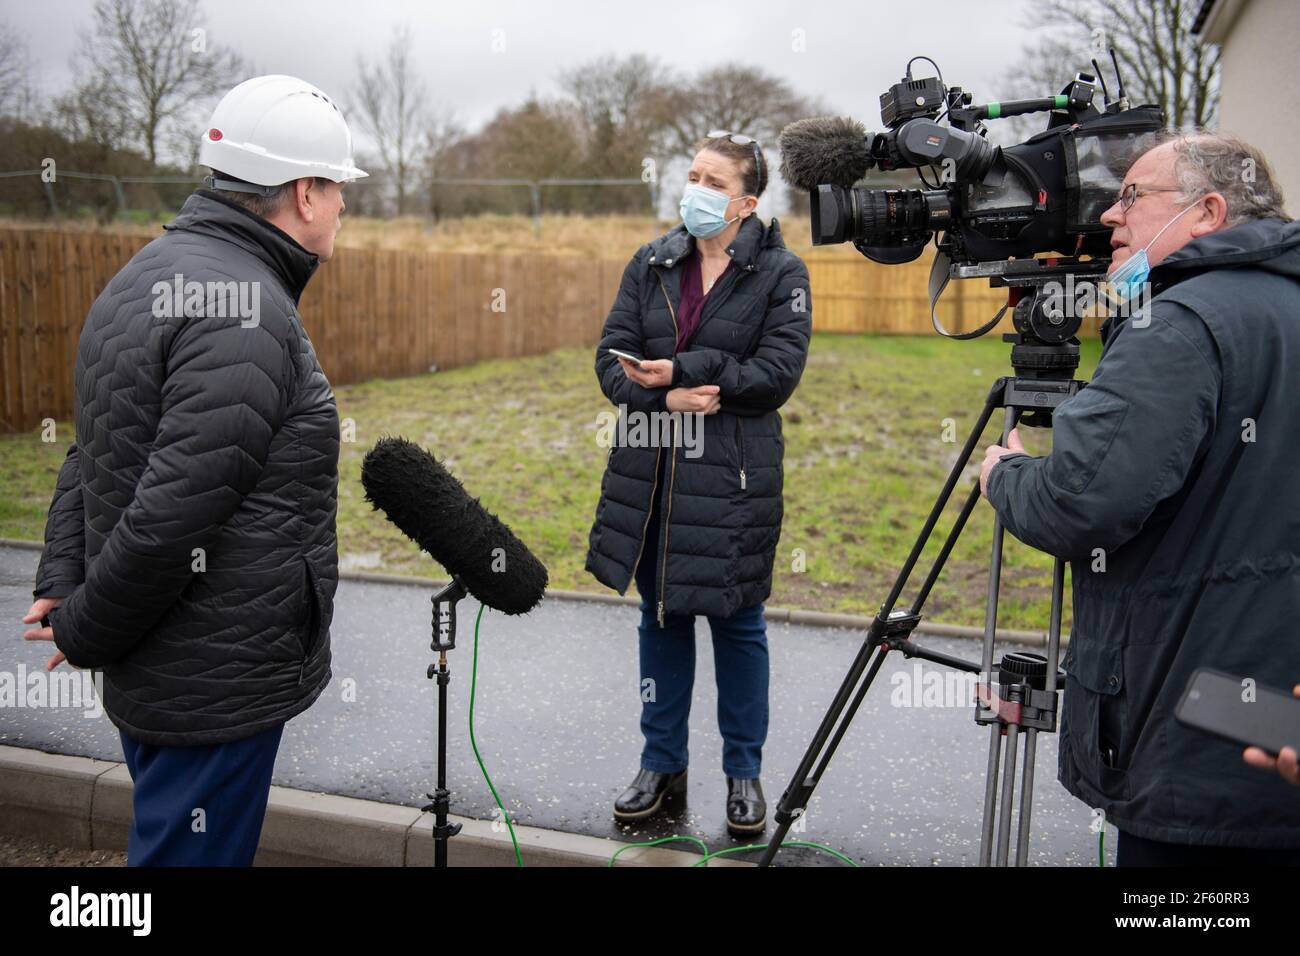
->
[[424, 576, 467, 866]]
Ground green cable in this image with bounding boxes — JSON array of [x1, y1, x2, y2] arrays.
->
[[609, 835, 711, 865], [467, 602, 524, 866], [468, 605, 855, 871], [608, 835, 857, 867], [693, 840, 859, 867]]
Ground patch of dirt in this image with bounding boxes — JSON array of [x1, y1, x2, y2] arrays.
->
[[0, 833, 125, 867]]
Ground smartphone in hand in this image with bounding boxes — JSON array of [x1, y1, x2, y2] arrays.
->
[[604, 347, 646, 369], [1176, 668, 1300, 756]]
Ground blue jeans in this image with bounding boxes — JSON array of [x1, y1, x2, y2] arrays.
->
[[633, 463, 770, 779], [118, 722, 284, 866]]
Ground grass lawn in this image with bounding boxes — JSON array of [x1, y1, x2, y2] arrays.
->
[[0, 333, 1101, 630]]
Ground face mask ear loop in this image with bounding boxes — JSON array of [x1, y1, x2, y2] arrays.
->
[[1144, 196, 1205, 253]]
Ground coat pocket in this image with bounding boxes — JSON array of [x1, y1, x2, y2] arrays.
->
[[1065, 640, 1130, 800], [299, 554, 325, 659]]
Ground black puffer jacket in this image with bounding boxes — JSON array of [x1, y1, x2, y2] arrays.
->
[[988, 217, 1300, 847], [34, 189, 339, 747], [585, 215, 811, 620]]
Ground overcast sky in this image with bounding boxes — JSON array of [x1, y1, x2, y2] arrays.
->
[[11, 0, 1051, 133], [7, 0, 1057, 215]]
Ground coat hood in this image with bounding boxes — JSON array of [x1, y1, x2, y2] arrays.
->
[[1151, 215, 1300, 289]]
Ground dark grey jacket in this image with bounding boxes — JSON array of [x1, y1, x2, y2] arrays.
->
[[988, 217, 1300, 846], [585, 216, 812, 619], [35, 190, 338, 747]]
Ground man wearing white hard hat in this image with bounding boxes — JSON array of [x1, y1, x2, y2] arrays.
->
[[22, 75, 366, 866]]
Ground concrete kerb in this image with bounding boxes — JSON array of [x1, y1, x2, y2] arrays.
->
[[0, 536, 1053, 865], [0, 536, 1056, 646], [0, 745, 742, 867]]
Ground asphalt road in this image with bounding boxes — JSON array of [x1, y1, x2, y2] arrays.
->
[[0, 544, 1112, 866]]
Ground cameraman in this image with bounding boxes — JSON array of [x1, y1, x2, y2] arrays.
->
[[980, 131, 1300, 866]]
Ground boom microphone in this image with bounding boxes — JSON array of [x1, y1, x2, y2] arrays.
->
[[778, 116, 876, 192], [360, 436, 548, 615]]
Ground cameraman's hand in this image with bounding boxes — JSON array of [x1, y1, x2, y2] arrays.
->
[[980, 427, 1026, 498], [22, 597, 67, 671], [1243, 683, 1300, 786], [666, 385, 721, 415]]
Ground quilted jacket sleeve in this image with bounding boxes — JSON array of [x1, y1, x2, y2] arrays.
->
[[595, 248, 671, 414], [49, 303, 295, 669], [33, 444, 86, 598], [986, 301, 1220, 558], [672, 254, 812, 414]]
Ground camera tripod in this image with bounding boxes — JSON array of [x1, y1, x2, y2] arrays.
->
[[759, 332, 1085, 868]]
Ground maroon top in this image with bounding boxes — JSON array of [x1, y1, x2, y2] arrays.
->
[[673, 249, 733, 354]]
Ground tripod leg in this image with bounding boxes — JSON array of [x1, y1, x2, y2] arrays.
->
[[1012, 555, 1067, 865], [1016, 728, 1038, 866], [978, 405, 1020, 865], [996, 723, 1020, 866], [759, 641, 890, 866], [978, 723, 1002, 867]]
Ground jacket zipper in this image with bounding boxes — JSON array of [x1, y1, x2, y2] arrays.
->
[[736, 417, 747, 490], [656, 273, 680, 626], [627, 445, 663, 592]]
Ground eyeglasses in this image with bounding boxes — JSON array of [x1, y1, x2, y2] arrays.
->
[[1116, 182, 1183, 213], [707, 129, 764, 195]]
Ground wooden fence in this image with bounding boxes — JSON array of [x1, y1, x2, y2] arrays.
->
[[0, 226, 1096, 432]]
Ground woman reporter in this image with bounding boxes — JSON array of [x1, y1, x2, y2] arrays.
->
[[585, 131, 812, 836]]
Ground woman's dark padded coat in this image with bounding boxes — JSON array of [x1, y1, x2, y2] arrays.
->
[[34, 189, 339, 747], [585, 215, 811, 621]]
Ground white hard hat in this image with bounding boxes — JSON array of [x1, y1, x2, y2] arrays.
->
[[199, 74, 368, 187]]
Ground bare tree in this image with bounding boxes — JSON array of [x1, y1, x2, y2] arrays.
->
[[0, 21, 34, 119], [655, 62, 826, 158], [351, 24, 430, 216], [63, 0, 245, 166], [420, 106, 462, 222], [999, 0, 1219, 141], [559, 53, 678, 165]]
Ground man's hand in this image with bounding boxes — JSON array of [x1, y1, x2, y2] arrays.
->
[[22, 597, 67, 670], [666, 385, 721, 415], [619, 357, 674, 389], [980, 427, 1027, 497], [1243, 683, 1300, 786]]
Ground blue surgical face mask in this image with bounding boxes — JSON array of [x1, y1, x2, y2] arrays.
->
[[680, 183, 751, 239], [1106, 197, 1203, 306]]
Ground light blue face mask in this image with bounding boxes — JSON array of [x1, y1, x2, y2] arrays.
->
[[1107, 197, 1204, 307], [679, 183, 751, 239]]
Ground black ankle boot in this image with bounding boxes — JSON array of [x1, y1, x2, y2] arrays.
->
[[726, 777, 766, 836], [613, 768, 688, 822]]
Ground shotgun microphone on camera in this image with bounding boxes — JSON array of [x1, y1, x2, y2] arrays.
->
[[778, 116, 876, 192], [361, 436, 548, 615]]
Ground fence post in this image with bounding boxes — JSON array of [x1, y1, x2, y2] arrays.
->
[[43, 179, 58, 218], [530, 183, 541, 236], [111, 176, 128, 220]]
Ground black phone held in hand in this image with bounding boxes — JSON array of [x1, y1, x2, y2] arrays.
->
[[1175, 667, 1300, 756]]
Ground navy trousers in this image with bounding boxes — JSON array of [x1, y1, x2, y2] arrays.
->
[[633, 454, 770, 779], [118, 722, 284, 866]]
